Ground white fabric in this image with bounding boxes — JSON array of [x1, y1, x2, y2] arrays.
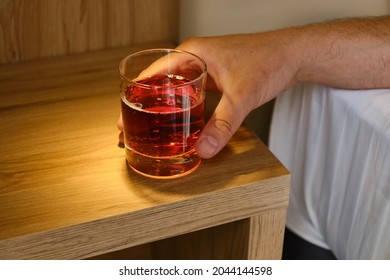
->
[[269, 83, 390, 259]]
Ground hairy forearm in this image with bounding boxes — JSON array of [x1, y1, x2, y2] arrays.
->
[[291, 16, 390, 89]]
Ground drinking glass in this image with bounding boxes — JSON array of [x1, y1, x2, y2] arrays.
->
[[119, 49, 207, 179]]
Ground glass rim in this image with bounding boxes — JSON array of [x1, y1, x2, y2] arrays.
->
[[119, 48, 207, 89]]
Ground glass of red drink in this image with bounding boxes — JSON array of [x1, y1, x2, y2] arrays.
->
[[119, 49, 207, 179]]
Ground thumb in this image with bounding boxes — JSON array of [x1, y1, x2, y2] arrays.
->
[[195, 95, 247, 159]]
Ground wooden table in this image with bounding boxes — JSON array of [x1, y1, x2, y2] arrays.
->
[[0, 42, 290, 260]]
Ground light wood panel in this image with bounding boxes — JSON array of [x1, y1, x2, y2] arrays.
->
[[0, 0, 179, 64], [90, 219, 251, 260], [247, 209, 287, 259], [0, 43, 290, 259], [89, 208, 288, 260]]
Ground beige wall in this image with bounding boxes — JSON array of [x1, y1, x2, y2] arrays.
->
[[180, 0, 390, 41], [179, 0, 390, 143]]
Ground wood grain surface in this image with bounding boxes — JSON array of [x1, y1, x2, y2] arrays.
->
[[0, 42, 290, 259], [0, 0, 179, 64]]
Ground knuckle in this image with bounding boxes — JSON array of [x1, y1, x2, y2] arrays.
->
[[211, 118, 234, 139]]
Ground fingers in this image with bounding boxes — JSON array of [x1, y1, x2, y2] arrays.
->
[[137, 53, 177, 79], [195, 94, 247, 159], [117, 113, 124, 145], [117, 113, 123, 131], [137, 51, 204, 81], [118, 132, 124, 147]]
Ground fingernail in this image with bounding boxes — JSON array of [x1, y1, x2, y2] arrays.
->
[[198, 136, 218, 158]]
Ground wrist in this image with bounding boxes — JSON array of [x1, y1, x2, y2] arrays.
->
[[292, 16, 390, 88]]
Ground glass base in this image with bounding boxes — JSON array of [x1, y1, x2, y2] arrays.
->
[[125, 148, 201, 179]]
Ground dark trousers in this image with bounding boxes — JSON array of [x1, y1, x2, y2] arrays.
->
[[282, 228, 337, 260]]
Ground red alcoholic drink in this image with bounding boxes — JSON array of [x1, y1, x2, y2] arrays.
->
[[121, 74, 205, 178]]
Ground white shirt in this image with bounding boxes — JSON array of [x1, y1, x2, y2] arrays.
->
[[269, 83, 390, 259]]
